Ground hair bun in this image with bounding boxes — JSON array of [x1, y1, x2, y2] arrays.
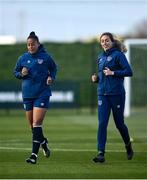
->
[[27, 31, 39, 42], [30, 31, 35, 36]]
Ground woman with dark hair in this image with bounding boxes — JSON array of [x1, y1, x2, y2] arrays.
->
[[14, 31, 57, 164], [91, 32, 134, 163]]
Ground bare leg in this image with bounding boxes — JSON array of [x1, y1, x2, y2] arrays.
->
[[33, 107, 47, 127], [25, 110, 33, 129], [32, 107, 50, 157], [26, 107, 50, 164]]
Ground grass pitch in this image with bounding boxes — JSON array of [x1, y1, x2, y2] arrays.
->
[[0, 108, 147, 179]]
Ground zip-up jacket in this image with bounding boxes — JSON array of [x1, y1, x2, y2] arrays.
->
[[14, 45, 57, 98], [97, 47, 133, 95]]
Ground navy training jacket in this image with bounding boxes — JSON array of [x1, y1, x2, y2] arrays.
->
[[97, 47, 133, 95], [14, 45, 57, 98]]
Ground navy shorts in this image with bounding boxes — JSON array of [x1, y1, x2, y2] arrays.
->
[[23, 96, 50, 111]]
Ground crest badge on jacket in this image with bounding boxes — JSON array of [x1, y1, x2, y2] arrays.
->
[[38, 59, 44, 64]]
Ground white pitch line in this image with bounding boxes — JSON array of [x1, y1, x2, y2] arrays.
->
[[0, 146, 31, 151], [0, 146, 146, 153], [0, 146, 97, 151]]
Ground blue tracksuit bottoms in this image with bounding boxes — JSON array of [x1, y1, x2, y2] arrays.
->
[[97, 94, 130, 152]]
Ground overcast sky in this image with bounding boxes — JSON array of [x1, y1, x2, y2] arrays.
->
[[0, 0, 147, 42]]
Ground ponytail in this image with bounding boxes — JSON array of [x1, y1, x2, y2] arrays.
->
[[114, 39, 127, 53]]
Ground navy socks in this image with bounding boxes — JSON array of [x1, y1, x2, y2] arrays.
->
[[32, 126, 44, 155]]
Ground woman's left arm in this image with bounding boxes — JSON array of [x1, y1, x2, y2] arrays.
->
[[47, 56, 57, 84], [113, 53, 133, 77]]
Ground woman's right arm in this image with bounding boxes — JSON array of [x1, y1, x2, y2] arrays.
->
[[14, 57, 29, 79], [91, 73, 99, 83], [13, 58, 23, 79], [91, 55, 100, 83]]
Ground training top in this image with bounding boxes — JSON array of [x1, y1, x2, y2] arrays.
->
[[14, 44, 57, 98], [97, 47, 133, 95]]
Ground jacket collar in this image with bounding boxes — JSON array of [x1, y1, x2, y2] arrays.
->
[[103, 47, 119, 56]]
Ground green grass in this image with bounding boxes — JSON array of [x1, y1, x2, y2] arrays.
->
[[0, 108, 147, 179]]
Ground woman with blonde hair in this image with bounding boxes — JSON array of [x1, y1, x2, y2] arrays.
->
[[92, 32, 133, 163]]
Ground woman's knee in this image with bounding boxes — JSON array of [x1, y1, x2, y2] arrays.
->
[[116, 122, 127, 131], [32, 108, 47, 127], [99, 121, 107, 130], [33, 119, 43, 127]]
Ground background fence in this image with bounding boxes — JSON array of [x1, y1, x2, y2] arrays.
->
[[0, 42, 147, 110]]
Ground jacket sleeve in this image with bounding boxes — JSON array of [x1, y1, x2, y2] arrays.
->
[[48, 56, 57, 81], [13, 57, 24, 79], [93, 76, 99, 83], [94, 56, 101, 83], [114, 53, 133, 77]]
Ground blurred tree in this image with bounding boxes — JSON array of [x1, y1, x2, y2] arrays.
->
[[130, 19, 147, 38]]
